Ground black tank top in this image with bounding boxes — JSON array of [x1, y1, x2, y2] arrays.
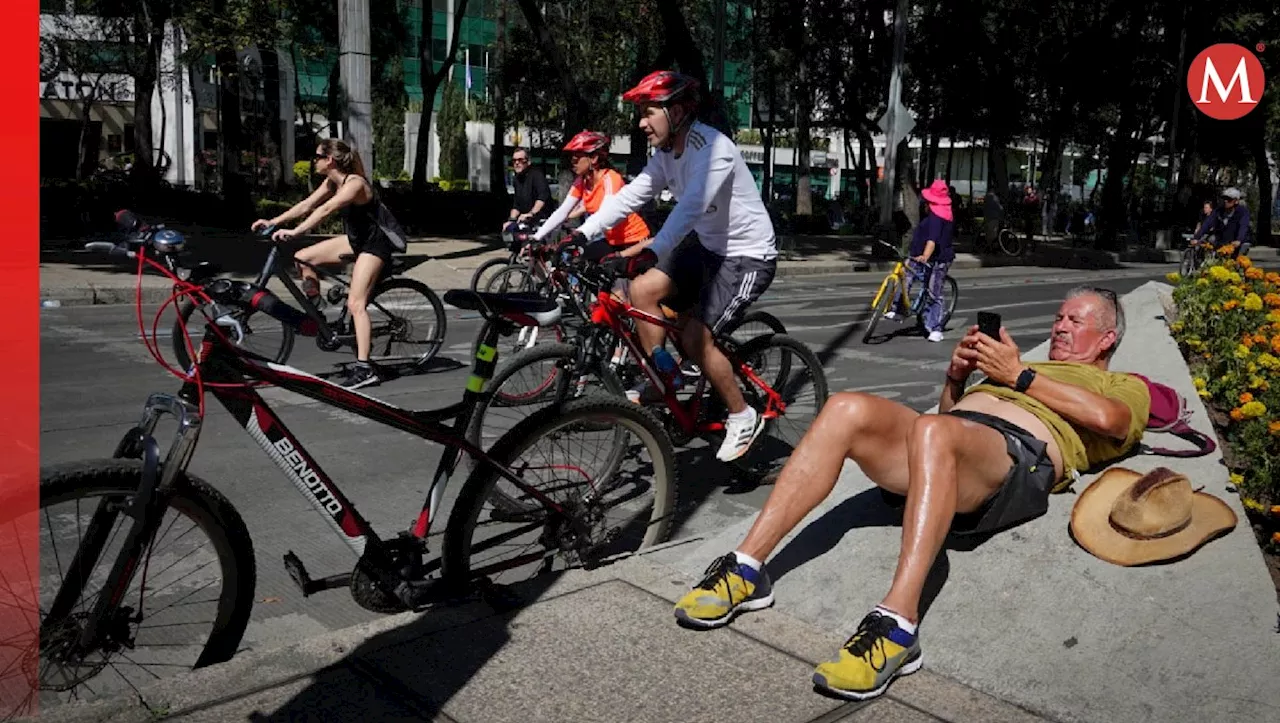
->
[[338, 175, 381, 245]]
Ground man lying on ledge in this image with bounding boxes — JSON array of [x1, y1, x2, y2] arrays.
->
[[674, 285, 1152, 701]]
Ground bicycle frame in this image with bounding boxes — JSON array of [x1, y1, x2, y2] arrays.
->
[[74, 314, 585, 631], [586, 288, 787, 435]]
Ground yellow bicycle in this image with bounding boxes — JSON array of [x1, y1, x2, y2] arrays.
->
[[862, 240, 959, 343]]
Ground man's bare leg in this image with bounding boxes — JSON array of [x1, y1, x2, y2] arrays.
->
[[880, 413, 1011, 621], [681, 318, 746, 413], [736, 392, 920, 561], [627, 269, 674, 355]]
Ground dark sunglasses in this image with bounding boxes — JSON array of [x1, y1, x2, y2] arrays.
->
[[512, 157, 529, 164], [314, 153, 329, 161]]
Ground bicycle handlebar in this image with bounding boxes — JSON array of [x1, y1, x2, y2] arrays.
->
[[200, 279, 318, 336]]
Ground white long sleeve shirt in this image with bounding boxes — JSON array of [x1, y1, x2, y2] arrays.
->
[[576, 121, 777, 261]]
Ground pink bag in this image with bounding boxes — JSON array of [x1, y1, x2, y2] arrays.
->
[[1130, 373, 1216, 458]]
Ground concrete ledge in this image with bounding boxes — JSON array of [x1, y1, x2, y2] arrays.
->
[[647, 281, 1280, 723]]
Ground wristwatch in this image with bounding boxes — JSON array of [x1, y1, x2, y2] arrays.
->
[[1014, 367, 1037, 393]]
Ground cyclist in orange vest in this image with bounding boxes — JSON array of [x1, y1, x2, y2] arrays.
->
[[531, 130, 652, 256]]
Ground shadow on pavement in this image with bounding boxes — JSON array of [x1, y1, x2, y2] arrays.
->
[[244, 573, 566, 722]]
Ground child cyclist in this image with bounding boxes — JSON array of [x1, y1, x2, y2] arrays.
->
[[564, 70, 779, 463]]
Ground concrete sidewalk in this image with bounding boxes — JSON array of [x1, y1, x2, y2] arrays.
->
[[40, 232, 1244, 307], [27, 282, 1280, 723]]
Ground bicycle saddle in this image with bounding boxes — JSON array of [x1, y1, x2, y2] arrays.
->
[[444, 289, 562, 327]]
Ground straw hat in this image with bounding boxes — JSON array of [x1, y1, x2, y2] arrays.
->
[[1070, 466, 1237, 566]]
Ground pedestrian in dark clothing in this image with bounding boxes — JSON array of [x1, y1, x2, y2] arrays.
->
[[890, 179, 955, 342], [504, 147, 553, 231]]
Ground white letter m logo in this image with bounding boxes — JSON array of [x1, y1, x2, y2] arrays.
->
[[1197, 57, 1257, 104]]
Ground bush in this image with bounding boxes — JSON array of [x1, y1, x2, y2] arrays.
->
[[1167, 253, 1280, 514], [293, 161, 313, 187]]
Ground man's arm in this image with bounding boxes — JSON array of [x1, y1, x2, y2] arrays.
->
[[645, 138, 734, 258], [1020, 373, 1133, 440], [576, 160, 665, 240]]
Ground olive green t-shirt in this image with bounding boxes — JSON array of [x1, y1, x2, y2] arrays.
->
[[961, 361, 1151, 486]]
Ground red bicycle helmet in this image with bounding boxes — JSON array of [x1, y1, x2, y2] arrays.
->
[[622, 70, 700, 106], [563, 130, 611, 155]]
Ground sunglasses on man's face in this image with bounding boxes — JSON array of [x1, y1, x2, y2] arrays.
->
[[512, 157, 529, 164]]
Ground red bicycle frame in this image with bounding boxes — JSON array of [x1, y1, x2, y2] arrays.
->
[[587, 288, 787, 434]]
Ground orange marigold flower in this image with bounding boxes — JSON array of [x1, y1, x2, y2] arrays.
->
[[1272, 504, 1280, 515], [1222, 299, 1239, 311], [1230, 407, 1245, 421], [1270, 420, 1280, 435], [1274, 531, 1280, 546], [1273, 335, 1280, 355], [1267, 271, 1280, 284], [1239, 255, 1253, 268], [1240, 392, 1254, 404], [1246, 266, 1264, 280], [1266, 293, 1280, 308]]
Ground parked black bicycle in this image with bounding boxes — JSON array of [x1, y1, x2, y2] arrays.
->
[[9, 217, 676, 719], [168, 219, 446, 373]]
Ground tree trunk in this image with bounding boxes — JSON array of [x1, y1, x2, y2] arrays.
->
[[489, 0, 507, 201], [1254, 114, 1273, 247], [987, 135, 1010, 204], [945, 136, 955, 182], [629, 31, 652, 177], [130, 22, 165, 188], [261, 48, 284, 191], [795, 82, 812, 216], [1038, 117, 1065, 236], [76, 88, 98, 182], [924, 125, 941, 185], [1097, 10, 1144, 251], [412, 0, 470, 193], [654, 0, 708, 82], [762, 123, 774, 203], [217, 48, 251, 222], [857, 127, 875, 210]]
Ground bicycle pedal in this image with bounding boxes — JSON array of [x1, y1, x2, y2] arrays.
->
[[283, 550, 318, 596]]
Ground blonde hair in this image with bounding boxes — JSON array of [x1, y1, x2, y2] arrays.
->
[[319, 138, 367, 177]]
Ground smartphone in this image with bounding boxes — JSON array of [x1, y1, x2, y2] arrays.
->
[[977, 311, 1002, 339]]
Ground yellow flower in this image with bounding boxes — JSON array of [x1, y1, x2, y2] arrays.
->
[[1170, 320, 1184, 333], [1249, 376, 1266, 390], [1193, 377, 1206, 390], [1240, 400, 1266, 419], [1232, 473, 1246, 487], [1230, 271, 1243, 284], [1198, 389, 1211, 398], [1211, 303, 1222, 313], [1166, 272, 1182, 283], [1208, 265, 1231, 282], [1258, 353, 1280, 370], [1197, 277, 1210, 287], [1234, 343, 1251, 359], [1268, 310, 1280, 324], [1228, 285, 1245, 299], [1247, 362, 1258, 373], [1244, 293, 1263, 311]]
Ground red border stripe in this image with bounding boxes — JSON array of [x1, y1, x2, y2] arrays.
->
[[0, 0, 40, 716]]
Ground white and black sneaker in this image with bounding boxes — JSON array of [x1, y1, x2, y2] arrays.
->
[[340, 361, 381, 390], [716, 406, 766, 462]]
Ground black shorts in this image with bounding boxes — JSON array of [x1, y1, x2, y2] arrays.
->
[[349, 231, 398, 265], [946, 410, 1057, 535], [656, 236, 777, 335]]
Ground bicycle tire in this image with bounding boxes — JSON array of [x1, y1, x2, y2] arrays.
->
[[998, 228, 1022, 256], [861, 276, 899, 343], [470, 257, 514, 293], [366, 277, 447, 369], [727, 333, 830, 477], [484, 264, 539, 294], [1180, 248, 1196, 277], [465, 341, 627, 468], [172, 298, 295, 371], [29, 459, 256, 712], [723, 309, 787, 342], [441, 394, 677, 586]]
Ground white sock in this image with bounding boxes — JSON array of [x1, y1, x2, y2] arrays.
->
[[874, 605, 917, 635], [728, 406, 756, 422], [733, 551, 763, 571]]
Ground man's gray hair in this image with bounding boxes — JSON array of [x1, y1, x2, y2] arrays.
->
[[1066, 285, 1124, 358]]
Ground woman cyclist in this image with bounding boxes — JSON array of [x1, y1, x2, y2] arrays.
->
[[251, 138, 403, 390], [530, 130, 652, 255]]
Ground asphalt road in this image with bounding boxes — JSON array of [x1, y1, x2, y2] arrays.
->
[[38, 265, 1173, 658]]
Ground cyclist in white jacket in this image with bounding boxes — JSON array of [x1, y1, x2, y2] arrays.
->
[[570, 70, 779, 462]]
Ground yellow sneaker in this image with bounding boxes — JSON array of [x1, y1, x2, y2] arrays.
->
[[813, 610, 923, 700], [674, 553, 774, 628]]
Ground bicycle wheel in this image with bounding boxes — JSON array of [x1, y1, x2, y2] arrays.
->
[[1180, 248, 1197, 277], [470, 256, 514, 293], [442, 394, 677, 588], [465, 341, 627, 467], [484, 264, 538, 294], [172, 298, 295, 371], [365, 277, 447, 369], [998, 228, 1022, 256], [917, 276, 960, 330], [720, 333, 829, 481], [17, 459, 256, 717], [723, 309, 787, 344], [861, 275, 900, 343]]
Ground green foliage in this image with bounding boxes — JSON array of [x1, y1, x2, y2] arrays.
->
[[292, 161, 312, 187], [438, 80, 469, 181]]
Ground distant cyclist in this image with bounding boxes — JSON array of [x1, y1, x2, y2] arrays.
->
[[565, 70, 779, 462], [1193, 187, 1252, 258], [886, 179, 955, 343], [252, 138, 405, 390], [530, 130, 652, 256]]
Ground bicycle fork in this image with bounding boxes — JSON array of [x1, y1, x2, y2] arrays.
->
[[43, 394, 203, 658]]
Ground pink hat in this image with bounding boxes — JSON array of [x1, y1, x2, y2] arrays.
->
[[921, 179, 951, 206]]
